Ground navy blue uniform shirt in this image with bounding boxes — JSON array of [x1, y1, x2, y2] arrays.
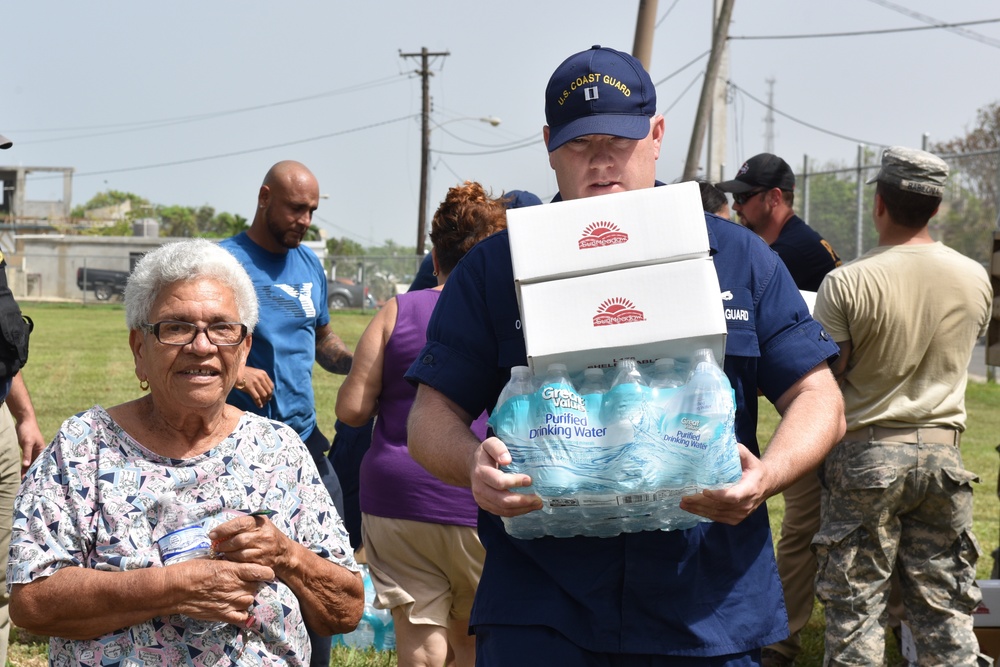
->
[[770, 214, 841, 292], [406, 208, 839, 657]]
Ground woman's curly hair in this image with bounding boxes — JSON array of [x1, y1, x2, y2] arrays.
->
[[430, 181, 509, 275]]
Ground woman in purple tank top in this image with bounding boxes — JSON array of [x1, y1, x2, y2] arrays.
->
[[336, 182, 515, 667]]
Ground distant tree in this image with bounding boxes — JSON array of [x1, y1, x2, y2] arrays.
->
[[931, 101, 1000, 263], [932, 102, 1000, 209], [80, 219, 132, 236], [934, 184, 993, 263], [71, 190, 150, 220], [800, 160, 877, 261], [327, 237, 365, 257], [202, 212, 248, 238], [194, 205, 215, 232], [159, 205, 197, 237]]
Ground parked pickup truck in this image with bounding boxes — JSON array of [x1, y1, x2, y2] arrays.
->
[[328, 277, 375, 310], [77, 267, 129, 301]]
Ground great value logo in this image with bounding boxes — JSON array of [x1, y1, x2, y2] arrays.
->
[[593, 297, 646, 327], [578, 221, 629, 249]]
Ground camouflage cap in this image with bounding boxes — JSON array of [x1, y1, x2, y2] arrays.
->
[[866, 146, 948, 197]]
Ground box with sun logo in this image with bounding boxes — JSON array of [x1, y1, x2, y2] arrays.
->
[[517, 257, 726, 375], [506, 182, 725, 374], [506, 181, 710, 285]]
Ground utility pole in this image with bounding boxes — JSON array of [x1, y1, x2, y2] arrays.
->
[[706, 0, 730, 183], [763, 78, 776, 154], [400, 47, 450, 256], [632, 0, 659, 70], [682, 0, 735, 181]]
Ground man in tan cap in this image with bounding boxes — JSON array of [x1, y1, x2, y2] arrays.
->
[[812, 146, 992, 665]]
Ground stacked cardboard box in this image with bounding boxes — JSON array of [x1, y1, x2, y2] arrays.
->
[[505, 181, 727, 374], [975, 580, 1000, 661]]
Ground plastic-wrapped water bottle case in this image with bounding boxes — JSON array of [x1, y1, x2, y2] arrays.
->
[[334, 564, 396, 652], [487, 349, 742, 539]]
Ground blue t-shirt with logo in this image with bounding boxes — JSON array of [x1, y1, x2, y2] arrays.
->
[[406, 207, 839, 657], [220, 233, 329, 440]]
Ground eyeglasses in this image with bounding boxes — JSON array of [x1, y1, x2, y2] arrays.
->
[[732, 189, 768, 206], [143, 321, 248, 346]]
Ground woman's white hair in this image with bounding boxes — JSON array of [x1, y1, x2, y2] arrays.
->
[[124, 239, 259, 332]]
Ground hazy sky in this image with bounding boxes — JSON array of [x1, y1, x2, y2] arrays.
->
[[4, 1, 999, 247]]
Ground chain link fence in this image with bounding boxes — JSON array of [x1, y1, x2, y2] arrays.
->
[[797, 147, 1000, 263]]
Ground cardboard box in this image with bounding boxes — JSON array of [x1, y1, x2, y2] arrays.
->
[[800, 290, 817, 315], [976, 626, 1000, 662], [506, 181, 709, 285], [517, 258, 727, 375], [975, 579, 1000, 627]]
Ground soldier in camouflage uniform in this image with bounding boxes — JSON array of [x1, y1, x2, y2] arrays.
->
[[812, 146, 993, 666]]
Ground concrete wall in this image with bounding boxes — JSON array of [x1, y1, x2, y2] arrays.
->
[[5, 236, 328, 301]]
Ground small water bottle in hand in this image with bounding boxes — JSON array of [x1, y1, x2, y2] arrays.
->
[[153, 492, 222, 634]]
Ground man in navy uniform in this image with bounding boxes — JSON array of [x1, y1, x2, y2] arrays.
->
[[405, 47, 845, 665]]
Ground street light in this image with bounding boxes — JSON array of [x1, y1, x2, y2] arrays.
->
[[416, 115, 501, 256], [434, 116, 502, 130]]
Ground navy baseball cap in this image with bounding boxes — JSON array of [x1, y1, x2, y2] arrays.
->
[[0, 135, 11, 150], [503, 190, 543, 209], [716, 153, 795, 194], [545, 45, 657, 152]]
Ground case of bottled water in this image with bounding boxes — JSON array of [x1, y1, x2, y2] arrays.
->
[[334, 564, 396, 651], [488, 349, 742, 539]]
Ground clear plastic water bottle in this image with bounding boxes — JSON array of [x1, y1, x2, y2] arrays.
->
[[603, 358, 653, 503], [577, 367, 608, 415], [649, 357, 684, 389], [683, 348, 741, 489], [534, 362, 584, 459], [153, 492, 222, 635], [342, 616, 376, 650], [153, 492, 213, 565], [536, 363, 594, 534], [491, 366, 537, 484], [341, 565, 391, 650], [496, 365, 535, 410], [603, 359, 649, 430]]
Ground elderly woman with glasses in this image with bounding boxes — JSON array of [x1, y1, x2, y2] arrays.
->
[[7, 239, 363, 666]]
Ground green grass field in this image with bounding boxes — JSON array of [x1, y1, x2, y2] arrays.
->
[[9, 302, 999, 666]]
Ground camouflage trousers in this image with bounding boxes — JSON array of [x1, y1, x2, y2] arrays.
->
[[813, 436, 990, 666]]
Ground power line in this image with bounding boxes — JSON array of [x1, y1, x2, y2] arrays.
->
[[313, 213, 374, 246], [661, 71, 703, 117], [653, 49, 711, 86], [654, 0, 682, 28], [866, 1, 1000, 49], [32, 114, 419, 181], [729, 17, 1000, 42], [432, 123, 537, 150], [12, 74, 409, 143], [431, 137, 541, 157], [729, 81, 884, 147]]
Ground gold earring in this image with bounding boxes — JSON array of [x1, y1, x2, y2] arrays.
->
[[139, 379, 149, 391]]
